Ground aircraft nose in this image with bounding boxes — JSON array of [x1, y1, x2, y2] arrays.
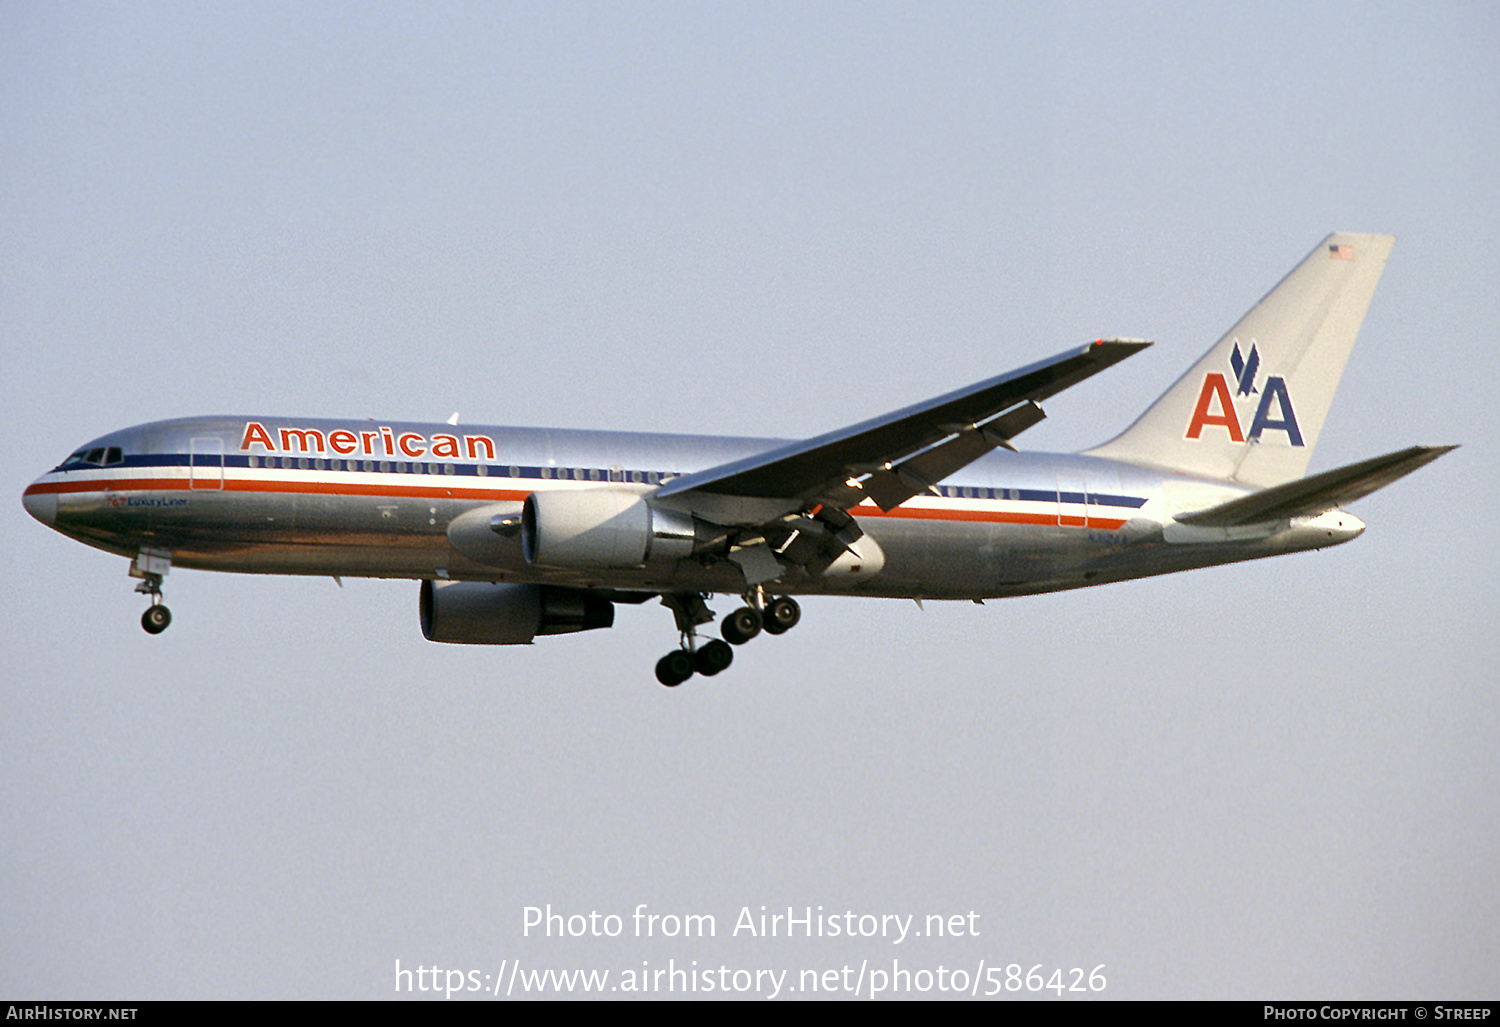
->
[[22, 484, 57, 528]]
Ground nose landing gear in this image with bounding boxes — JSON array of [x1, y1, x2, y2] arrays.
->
[[141, 600, 172, 634], [130, 549, 173, 635]]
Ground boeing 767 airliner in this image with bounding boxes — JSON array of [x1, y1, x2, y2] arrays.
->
[[23, 234, 1454, 685]]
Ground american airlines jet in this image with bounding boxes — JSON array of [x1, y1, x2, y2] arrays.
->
[[23, 234, 1453, 685]]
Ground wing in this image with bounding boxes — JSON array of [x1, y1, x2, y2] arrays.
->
[[658, 339, 1150, 518], [653, 339, 1150, 585]]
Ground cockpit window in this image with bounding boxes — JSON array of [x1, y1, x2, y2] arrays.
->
[[57, 446, 124, 470]]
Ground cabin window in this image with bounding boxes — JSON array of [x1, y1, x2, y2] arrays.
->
[[477, 464, 488, 476]]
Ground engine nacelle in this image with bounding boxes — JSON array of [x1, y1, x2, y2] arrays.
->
[[521, 488, 698, 569], [419, 580, 614, 645]]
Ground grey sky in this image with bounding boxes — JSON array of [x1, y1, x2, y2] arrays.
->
[[3, 1, 1496, 999]]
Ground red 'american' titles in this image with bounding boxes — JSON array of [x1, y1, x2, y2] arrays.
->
[[239, 422, 497, 461]]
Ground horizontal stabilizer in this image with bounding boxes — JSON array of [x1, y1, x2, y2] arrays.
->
[[1176, 445, 1457, 527]]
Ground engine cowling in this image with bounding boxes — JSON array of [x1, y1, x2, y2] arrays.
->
[[521, 488, 698, 569], [419, 580, 614, 645]]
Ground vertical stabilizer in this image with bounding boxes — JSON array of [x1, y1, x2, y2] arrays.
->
[[1084, 233, 1394, 487]]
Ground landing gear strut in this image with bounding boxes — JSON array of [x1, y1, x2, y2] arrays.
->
[[130, 549, 172, 635], [655, 589, 801, 686], [135, 574, 171, 634], [655, 593, 729, 686]]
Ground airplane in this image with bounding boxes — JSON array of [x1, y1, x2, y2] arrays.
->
[[22, 233, 1455, 686]]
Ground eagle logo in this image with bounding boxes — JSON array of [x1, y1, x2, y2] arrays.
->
[[1229, 342, 1259, 397]]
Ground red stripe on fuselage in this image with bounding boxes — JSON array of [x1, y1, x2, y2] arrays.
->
[[853, 504, 1126, 529]]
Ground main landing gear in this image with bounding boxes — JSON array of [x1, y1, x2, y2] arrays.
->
[[654, 590, 801, 687]]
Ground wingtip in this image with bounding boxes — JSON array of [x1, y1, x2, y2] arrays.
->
[[1088, 337, 1153, 362]]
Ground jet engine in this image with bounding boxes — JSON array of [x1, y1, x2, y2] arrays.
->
[[521, 488, 704, 569], [419, 580, 613, 644]]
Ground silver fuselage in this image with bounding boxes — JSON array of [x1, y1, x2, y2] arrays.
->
[[23, 415, 1363, 602]]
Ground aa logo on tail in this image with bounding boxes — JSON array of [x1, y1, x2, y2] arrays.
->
[[1185, 342, 1304, 446]]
